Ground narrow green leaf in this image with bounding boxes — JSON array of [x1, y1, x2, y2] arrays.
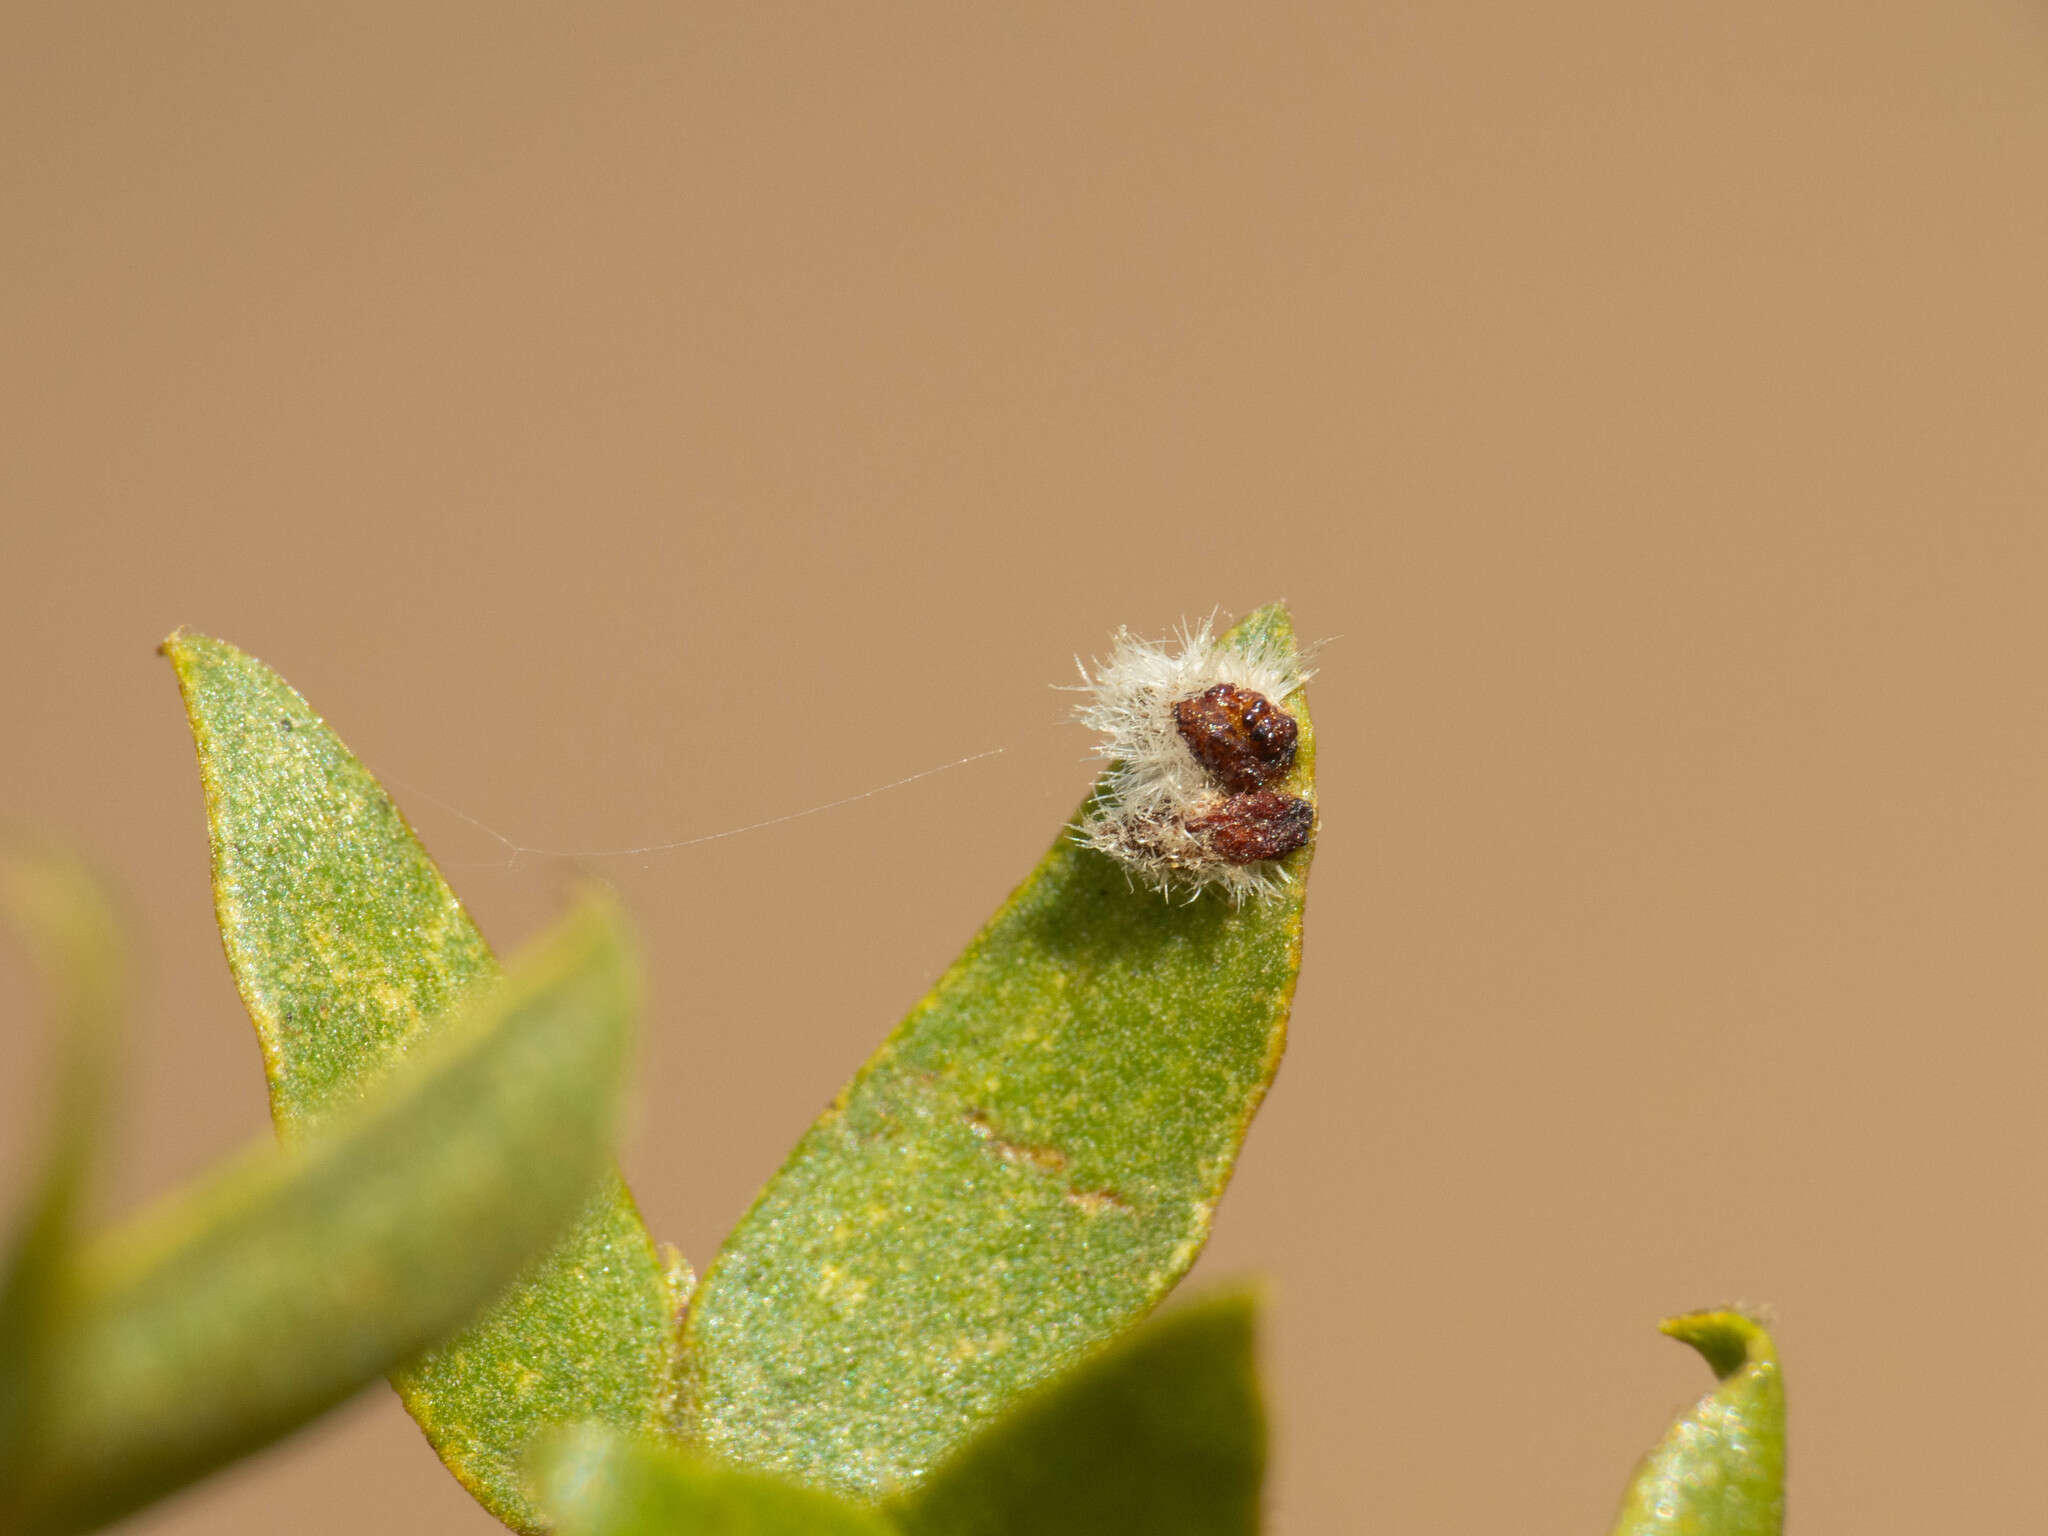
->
[[531, 1425, 901, 1536], [677, 603, 1315, 1497], [1609, 1310, 1787, 1536], [15, 893, 638, 1536], [162, 631, 685, 1530], [0, 839, 124, 1493], [890, 1289, 1266, 1536]]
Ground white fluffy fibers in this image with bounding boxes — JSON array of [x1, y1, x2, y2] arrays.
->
[[1072, 618, 1313, 903]]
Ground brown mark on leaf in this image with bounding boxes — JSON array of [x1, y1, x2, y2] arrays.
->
[[964, 1108, 1068, 1175], [1065, 1187, 1135, 1217], [965, 1109, 1136, 1215], [1173, 682, 1299, 793], [1189, 790, 1315, 864]]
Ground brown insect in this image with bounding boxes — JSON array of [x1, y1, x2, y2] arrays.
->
[[1186, 789, 1315, 865], [1076, 620, 1315, 898], [1172, 683, 1299, 794]]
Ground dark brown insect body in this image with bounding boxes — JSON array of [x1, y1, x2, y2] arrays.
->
[[1188, 789, 1316, 865], [1173, 683, 1299, 793], [1077, 624, 1315, 897]]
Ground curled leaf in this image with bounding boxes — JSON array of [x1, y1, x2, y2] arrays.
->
[[1609, 1309, 1786, 1536], [163, 630, 684, 1529], [678, 603, 1315, 1497], [13, 894, 638, 1536]]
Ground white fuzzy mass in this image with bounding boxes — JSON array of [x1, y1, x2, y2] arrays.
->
[[1072, 618, 1312, 903]]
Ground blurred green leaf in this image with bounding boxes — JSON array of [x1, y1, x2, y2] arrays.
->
[[13, 892, 640, 1536], [0, 839, 124, 1495], [1609, 1309, 1786, 1536], [532, 1424, 901, 1536], [162, 630, 685, 1531], [890, 1289, 1266, 1536], [677, 603, 1315, 1497]]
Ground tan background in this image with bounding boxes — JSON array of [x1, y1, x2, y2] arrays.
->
[[5, 4, 2047, 1531]]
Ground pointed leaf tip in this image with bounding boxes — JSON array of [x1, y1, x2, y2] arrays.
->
[[1659, 1308, 1776, 1381], [1610, 1308, 1786, 1536], [164, 632, 684, 1531], [676, 607, 1313, 1497]]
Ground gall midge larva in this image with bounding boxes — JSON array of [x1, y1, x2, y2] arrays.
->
[[1072, 618, 1315, 904]]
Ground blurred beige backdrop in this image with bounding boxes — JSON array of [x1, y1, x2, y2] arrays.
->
[[5, 4, 2047, 1532]]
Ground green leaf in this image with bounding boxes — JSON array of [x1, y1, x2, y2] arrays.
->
[[0, 839, 124, 1494], [1609, 1310, 1787, 1536], [162, 630, 686, 1531], [531, 1425, 901, 1536], [677, 603, 1315, 1497], [14, 893, 639, 1536], [890, 1289, 1266, 1536]]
